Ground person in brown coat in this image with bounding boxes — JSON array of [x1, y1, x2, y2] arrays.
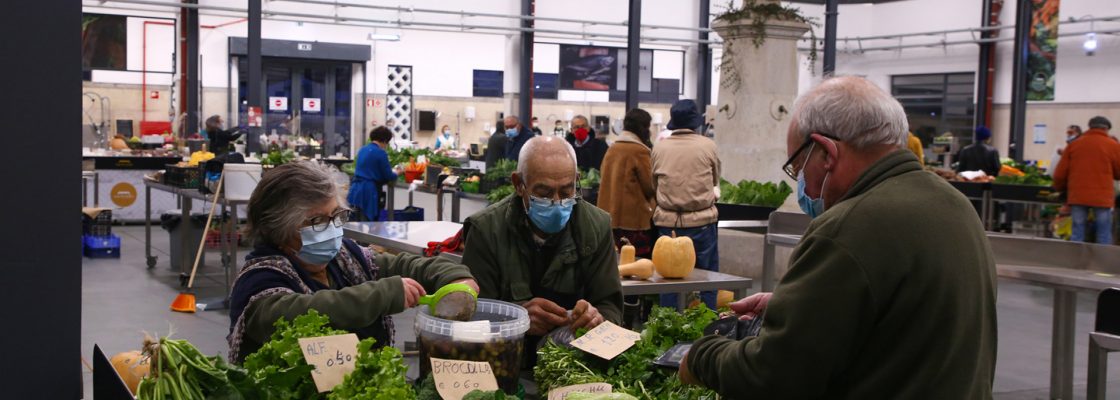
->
[[1054, 116, 1120, 244], [598, 108, 656, 257]]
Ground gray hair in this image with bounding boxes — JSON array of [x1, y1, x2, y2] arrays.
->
[[1089, 116, 1112, 130], [793, 76, 909, 149], [246, 161, 347, 247], [572, 115, 589, 125], [517, 136, 578, 182]]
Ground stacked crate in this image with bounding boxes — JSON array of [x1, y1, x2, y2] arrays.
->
[[82, 208, 120, 258]]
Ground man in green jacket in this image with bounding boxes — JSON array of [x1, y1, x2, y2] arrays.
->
[[462, 136, 623, 342], [681, 76, 997, 399]]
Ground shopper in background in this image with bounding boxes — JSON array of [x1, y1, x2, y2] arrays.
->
[[461, 136, 622, 357], [599, 108, 656, 257], [1049, 125, 1083, 175], [530, 116, 543, 136], [502, 115, 535, 162], [435, 124, 456, 151], [484, 123, 509, 170], [956, 126, 1001, 177], [228, 161, 478, 363], [567, 115, 609, 172], [205, 115, 243, 153], [680, 76, 997, 399], [1054, 116, 1120, 244], [553, 120, 566, 137], [907, 132, 925, 165], [651, 99, 721, 310], [348, 126, 398, 221]]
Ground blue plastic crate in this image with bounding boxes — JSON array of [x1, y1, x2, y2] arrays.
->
[[378, 207, 425, 222], [83, 234, 121, 258]]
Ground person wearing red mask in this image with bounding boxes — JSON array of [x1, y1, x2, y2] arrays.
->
[[566, 115, 609, 172]]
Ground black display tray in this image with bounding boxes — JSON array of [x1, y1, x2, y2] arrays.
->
[[949, 181, 991, 199], [991, 183, 1062, 204], [716, 203, 777, 221], [86, 156, 182, 170]]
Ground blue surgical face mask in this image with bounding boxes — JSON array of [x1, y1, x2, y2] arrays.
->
[[443, 130, 452, 136], [524, 193, 576, 234], [297, 224, 343, 265], [506, 128, 519, 138], [795, 145, 829, 219]]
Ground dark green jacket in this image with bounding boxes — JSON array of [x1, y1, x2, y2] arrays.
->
[[688, 150, 997, 399], [461, 194, 623, 325]]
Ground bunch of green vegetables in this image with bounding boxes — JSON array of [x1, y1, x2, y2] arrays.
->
[[340, 162, 356, 176], [326, 338, 414, 400], [136, 335, 261, 400], [388, 148, 460, 168], [261, 148, 297, 166], [535, 305, 720, 400], [995, 161, 1053, 186], [579, 168, 601, 188], [243, 310, 347, 399], [485, 159, 518, 183], [487, 185, 516, 204], [719, 178, 793, 208]]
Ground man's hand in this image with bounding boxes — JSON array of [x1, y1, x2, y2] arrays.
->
[[570, 300, 604, 331], [451, 278, 480, 295], [730, 292, 772, 320], [524, 297, 570, 336], [678, 351, 700, 385], [401, 278, 427, 308]]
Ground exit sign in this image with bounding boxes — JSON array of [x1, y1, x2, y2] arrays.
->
[[297, 43, 313, 51]]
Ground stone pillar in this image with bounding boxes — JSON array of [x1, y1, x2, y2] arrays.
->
[[712, 10, 809, 194]]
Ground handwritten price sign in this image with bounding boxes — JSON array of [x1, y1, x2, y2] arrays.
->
[[431, 357, 500, 400], [570, 321, 641, 360], [298, 333, 360, 392], [547, 382, 613, 400]]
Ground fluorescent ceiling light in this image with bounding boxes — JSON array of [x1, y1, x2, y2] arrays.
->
[[1083, 32, 1097, 55], [368, 33, 401, 41]]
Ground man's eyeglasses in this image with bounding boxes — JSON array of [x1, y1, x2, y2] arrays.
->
[[304, 208, 352, 232], [781, 133, 841, 181]]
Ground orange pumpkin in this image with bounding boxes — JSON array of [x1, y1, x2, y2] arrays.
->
[[652, 231, 696, 278], [110, 350, 150, 395]]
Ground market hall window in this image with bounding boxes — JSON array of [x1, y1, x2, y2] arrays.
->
[[473, 69, 504, 98], [891, 72, 976, 166]]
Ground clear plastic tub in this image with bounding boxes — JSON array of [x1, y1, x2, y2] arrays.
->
[[416, 299, 529, 394]]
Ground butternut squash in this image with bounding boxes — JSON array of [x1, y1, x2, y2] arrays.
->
[[652, 231, 696, 278], [619, 237, 636, 265], [619, 258, 655, 280]]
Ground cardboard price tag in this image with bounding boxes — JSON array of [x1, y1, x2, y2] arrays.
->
[[570, 321, 640, 360], [547, 382, 613, 400], [298, 333, 360, 393], [431, 357, 500, 400]]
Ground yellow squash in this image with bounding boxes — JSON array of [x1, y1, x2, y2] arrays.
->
[[619, 237, 636, 265], [652, 231, 695, 278], [717, 290, 735, 309], [619, 258, 655, 280]]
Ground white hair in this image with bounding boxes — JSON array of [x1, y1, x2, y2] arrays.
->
[[517, 136, 578, 182], [793, 76, 909, 149]]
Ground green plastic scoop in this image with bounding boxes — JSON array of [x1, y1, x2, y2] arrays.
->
[[418, 283, 478, 321]]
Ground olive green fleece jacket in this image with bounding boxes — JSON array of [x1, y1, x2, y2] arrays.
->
[[687, 150, 998, 399], [242, 252, 473, 354], [460, 194, 623, 325]]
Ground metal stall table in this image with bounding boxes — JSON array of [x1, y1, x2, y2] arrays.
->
[[82, 171, 99, 207], [761, 211, 1120, 400], [344, 221, 753, 310], [142, 178, 248, 311]]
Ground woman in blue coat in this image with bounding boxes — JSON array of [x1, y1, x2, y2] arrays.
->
[[348, 126, 399, 221]]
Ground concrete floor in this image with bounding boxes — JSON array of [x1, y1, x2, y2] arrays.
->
[[82, 223, 1120, 399]]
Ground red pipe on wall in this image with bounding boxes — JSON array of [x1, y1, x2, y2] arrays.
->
[[981, 0, 1004, 128]]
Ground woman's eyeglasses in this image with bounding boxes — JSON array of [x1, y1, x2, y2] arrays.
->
[[305, 209, 352, 232]]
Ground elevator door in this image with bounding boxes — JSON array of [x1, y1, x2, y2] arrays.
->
[[239, 59, 352, 158]]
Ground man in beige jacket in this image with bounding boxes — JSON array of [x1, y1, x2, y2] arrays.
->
[[651, 99, 721, 309]]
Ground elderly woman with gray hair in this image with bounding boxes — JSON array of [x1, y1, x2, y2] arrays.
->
[[227, 161, 478, 363]]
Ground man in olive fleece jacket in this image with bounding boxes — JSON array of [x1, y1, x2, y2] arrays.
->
[[681, 76, 997, 399]]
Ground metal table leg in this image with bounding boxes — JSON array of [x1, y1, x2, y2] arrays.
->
[[94, 172, 100, 207], [762, 241, 776, 292], [82, 177, 88, 207], [437, 188, 445, 221], [145, 185, 156, 268], [677, 292, 687, 311], [386, 183, 396, 221], [1050, 289, 1076, 400], [198, 202, 232, 312], [451, 190, 461, 223], [1087, 333, 1108, 400], [179, 195, 193, 284], [981, 190, 992, 231]]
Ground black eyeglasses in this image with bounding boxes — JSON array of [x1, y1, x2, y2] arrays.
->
[[781, 133, 841, 180], [304, 208, 352, 232]]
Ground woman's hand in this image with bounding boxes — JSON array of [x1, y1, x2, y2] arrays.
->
[[570, 300, 604, 331], [451, 278, 480, 295], [401, 278, 427, 308]]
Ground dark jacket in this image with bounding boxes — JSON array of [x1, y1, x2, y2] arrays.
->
[[485, 131, 509, 169], [566, 129, 609, 172], [504, 127, 535, 161], [208, 128, 243, 153], [460, 194, 623, 326], [687, 150, 997, 400], [228, 239, 473, 363], [956, 142, 1001, 177], [1054, 129, 1120, 208]]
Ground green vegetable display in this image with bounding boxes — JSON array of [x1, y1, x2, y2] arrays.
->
[[327, 338, 414, 400], [566, 393, 640, 400], [719, 178, 792, 207], [388, 148, 461, 169], [487, 184, 516, 204], [262, 148, 297, 166], [485, 159, 518, 183], [340, 162, 356, 176], [579, 168, 601, 188], [416, 375, 517, 400], [243, 310, 348, 399], [535, 305, 720, 400], [996, 161, 1053, 186], [136, 335, 261, 400]]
